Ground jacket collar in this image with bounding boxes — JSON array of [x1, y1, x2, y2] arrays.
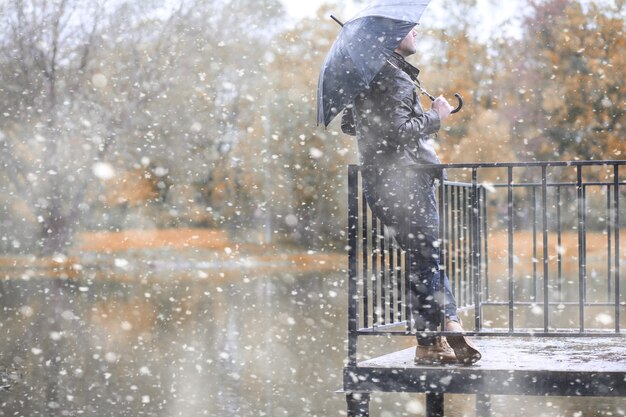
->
[[389, 52, 406, 66], [388, 52, 421, 82]]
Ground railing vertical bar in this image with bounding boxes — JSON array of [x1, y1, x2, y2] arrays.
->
[[556, 186, 563, 302], [583, 185, 588, 304], [577, 165, 585, 332], [542, 165, 549, 332], [396, 245, 404, 321], [439, 174, 447, 330], [450, 185, 463, 306], [362, 191, 369, 329], [456, 187, 462, 307], [614, 164, 620, 333], [405, 244, 411, 330], [483, 186, 489, 302], [444, 183, 451, 305], [381, 224, 387, 326], [347, 165, 359, 366], [450, 186, 457, 301], [409, 167, 419, 334], [372, 215, 378, 326], [404, 169, 412, 333], [607, 185, 612, 303], [462, 187, 471, 304], [532, 186, 538, 302], [472, 168, 481, 331], [468, 185, 475, 306], [508, 166, 515, 333], [389, 231, 395, 324]]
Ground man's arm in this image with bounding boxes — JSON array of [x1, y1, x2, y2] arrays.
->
[[391, 76, 441, 141]]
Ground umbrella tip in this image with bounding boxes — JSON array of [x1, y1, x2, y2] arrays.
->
[[330, 15, 344, 27]]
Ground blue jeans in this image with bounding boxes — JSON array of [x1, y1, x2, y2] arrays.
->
[[362, 167, 458, 345]]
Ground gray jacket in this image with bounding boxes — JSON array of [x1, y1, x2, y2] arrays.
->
[[341, 52, 441, 169]]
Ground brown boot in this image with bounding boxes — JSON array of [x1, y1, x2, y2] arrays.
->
[[445, 318, 481, 365], [414, 337, 457, 365]]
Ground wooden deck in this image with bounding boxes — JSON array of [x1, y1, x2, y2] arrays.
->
[[344, 337, 626, 397]]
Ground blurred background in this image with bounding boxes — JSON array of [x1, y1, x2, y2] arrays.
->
[[0, 0, 623, 255], [0, 0, 624, 415]]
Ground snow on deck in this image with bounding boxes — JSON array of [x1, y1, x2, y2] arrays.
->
[[358, 337, 626, 373]]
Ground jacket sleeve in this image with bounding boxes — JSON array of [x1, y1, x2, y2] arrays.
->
[[341, 107, 356, 136], [390, 75, 441, 143]]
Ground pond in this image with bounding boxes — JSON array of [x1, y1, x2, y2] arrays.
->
[[0, 259, 624, 416]]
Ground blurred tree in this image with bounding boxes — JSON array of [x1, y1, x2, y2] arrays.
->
[[259, 4, 356, 248], [501, 0, 625, 161], [0, 0, 288, 253], [0, 0, 110, 254], [166, 0, 288, 239]]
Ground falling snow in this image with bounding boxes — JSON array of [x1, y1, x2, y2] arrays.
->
[[0, 0, 624, 416]]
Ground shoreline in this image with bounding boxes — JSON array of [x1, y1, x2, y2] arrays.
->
[[0, 228, 346, 280]]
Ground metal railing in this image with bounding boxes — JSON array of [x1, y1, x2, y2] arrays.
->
[[347, 161, 626, 365]]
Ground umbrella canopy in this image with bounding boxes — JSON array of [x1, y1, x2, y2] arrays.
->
[[317, 0, 432, 127]]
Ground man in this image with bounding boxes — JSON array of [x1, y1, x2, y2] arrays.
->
[[342, 26, 481, 365]]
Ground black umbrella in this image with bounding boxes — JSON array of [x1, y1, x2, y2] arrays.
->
[[317, 0, 462, 127]]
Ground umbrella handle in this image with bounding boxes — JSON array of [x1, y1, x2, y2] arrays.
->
[[451, 93, 463, 114], [422, 88, 463, 114]]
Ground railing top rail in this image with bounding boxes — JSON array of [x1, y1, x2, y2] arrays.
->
[[430, 180, 626, 188], [349, 159, 626, 171]]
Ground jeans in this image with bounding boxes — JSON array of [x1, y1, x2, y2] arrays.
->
[[362, 166, 458, 345]]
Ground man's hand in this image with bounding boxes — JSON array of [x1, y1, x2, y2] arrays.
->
[[432, 95, 454, 121]]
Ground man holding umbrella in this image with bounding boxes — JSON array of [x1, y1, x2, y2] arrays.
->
[[318, 0, 481, 365]]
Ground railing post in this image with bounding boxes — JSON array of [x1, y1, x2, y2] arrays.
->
[[346, 392, 370, 417], [348, 165, 359, 366], [426, 393, 444, 417]]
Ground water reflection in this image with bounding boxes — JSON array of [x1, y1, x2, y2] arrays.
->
[[0, 267, 347, 416], [1, 265, 625, 416]]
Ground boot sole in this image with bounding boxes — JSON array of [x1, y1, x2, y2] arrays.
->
[[446, 335, 482, 365]]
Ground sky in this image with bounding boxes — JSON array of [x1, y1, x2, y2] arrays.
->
[[280, 0, 348, 19], [279, 0, 526, 40]]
